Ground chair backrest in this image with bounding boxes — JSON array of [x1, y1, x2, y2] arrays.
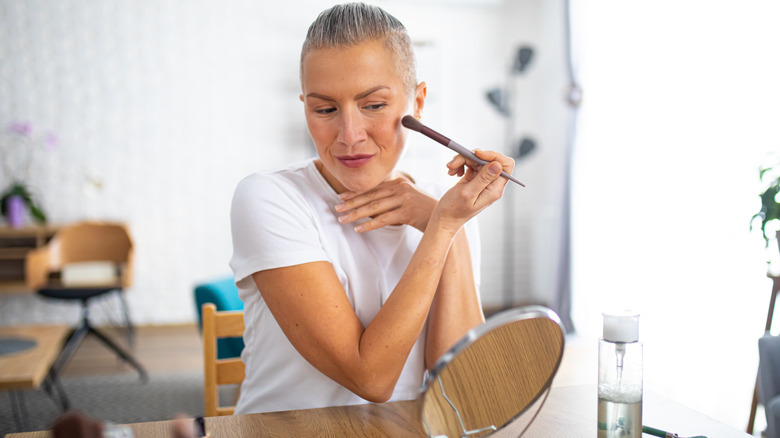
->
[[759, 334, 780, 406], [202, 303, 246, 417], [25, 222, 134, 290], [194, 277, 245, 359], [420, 306, 565, 437]]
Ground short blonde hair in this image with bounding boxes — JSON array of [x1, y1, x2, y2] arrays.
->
[[300, 3, 417, 94]]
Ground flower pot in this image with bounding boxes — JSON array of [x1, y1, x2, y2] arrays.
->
[[4, 194, 25, 228]]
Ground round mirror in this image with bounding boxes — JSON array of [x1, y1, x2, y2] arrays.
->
[[420, 306, 565, 437]]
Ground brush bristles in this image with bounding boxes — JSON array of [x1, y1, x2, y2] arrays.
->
[[401, 115, 423, 132]]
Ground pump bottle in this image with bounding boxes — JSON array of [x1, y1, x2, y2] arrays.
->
[[598, 311, 642, 438]]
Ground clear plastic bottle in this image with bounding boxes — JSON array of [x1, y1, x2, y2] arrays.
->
[[598, 311, 642, 438]]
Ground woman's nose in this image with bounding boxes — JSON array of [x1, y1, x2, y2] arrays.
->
[[336, 109, 367, 146]]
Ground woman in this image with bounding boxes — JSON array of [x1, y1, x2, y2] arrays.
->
[[229, 3, 514, 414]]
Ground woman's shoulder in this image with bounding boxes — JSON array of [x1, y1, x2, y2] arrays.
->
[[230, 159, 333, 229], [234, 160, 316, 200]]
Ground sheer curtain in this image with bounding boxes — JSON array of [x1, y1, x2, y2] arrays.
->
[[568, 0, 780, 429], [555, 0, 582, 333]]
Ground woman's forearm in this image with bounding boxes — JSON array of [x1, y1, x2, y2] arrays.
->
[[256, 158, 509, 403], [255, 214, 477, 403], [424, 227, 484, 368], [352, 214, 459, 400]]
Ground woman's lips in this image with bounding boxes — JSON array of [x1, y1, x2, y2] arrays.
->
[[337, 154, 374, 168]]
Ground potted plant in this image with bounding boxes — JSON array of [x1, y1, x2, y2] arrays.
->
[[0, 183, 47, 226], [752, 158, 780, 273], [0, 121, 55, 227]]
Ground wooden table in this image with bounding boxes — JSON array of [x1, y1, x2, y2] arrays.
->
[[0, 325, 70, 430], [0, 325, 69, 390], [6, 385, 751, 437]]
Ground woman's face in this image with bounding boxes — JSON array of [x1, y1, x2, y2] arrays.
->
[[300, 39, 426, 194]]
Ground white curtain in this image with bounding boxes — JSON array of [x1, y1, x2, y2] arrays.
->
[[555, 0, 583, 333]]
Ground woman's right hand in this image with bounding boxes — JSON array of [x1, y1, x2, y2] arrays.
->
[[434, 149, 515, 232]]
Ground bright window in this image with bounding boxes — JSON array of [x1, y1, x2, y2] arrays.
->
[[570, 0, 780, 428]]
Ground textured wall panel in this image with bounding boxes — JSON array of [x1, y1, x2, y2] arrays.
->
[[0, 0, 562, 325]]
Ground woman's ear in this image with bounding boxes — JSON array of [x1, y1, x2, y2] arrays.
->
[[413, 82, 427, 119]]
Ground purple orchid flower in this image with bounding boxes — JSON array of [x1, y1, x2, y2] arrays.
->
[[8, 121, 33, 136], [44, 133, 58, 150]]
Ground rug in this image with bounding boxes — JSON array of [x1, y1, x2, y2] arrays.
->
[[0, 371, 221, 436]]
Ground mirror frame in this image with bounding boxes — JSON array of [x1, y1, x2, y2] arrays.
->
[[419, 305, 566, 437]]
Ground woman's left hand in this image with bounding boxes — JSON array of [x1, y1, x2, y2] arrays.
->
[[335, 176, 437, 233]]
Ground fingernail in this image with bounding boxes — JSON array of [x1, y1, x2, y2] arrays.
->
[[353, 224, 363, 232], [488, 163, 500, 175], [338, 215, 348, 223], [334, 204, 345, 212]]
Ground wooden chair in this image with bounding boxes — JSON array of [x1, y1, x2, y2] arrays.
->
[[202, 302, 245, 417], [420, 305, 565, 437], [194, 277, 245, 359], [25, 221, 147, 382]]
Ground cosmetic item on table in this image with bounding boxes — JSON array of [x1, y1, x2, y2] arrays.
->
[[102, 424, 134, 438], [642, 424, 707, 438], [51, 412, 134, 438], [194, 417, 209, 437], [598, 311, 642, 438], [401, 115, 526, 187]]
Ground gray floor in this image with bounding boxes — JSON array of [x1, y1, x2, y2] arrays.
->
[[0, 371, 210, 436]]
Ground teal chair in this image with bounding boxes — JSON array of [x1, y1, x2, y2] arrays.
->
[[194, 277, 245, 359]]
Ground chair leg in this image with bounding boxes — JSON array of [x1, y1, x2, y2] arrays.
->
[[87, 325, 148, 382], [41, 368, 71, 411], [117, 290, 135, 347], [50, 324, 90, 379], [48, 298, 147, 383], [9, 390, 29, 432]]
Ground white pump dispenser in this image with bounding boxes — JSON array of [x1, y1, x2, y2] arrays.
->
[[598, 311, 642, 438]]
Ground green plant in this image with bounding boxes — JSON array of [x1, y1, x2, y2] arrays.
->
[[1, 120, 56, 225], [752, 160, 780, 247], [0, 182, 47, 223]]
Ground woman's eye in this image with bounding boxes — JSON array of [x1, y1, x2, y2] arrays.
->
[[315, 107, 337, 115], [363, 103, 386, 111]]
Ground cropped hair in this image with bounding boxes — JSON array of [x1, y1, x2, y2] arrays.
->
[[300, 3, 417, 93]]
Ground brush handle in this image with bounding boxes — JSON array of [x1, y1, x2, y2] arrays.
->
[[416, 121, 525, 187], [446, 139, 526, 187]]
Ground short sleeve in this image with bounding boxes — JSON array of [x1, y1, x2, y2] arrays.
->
[[229, 173, 329, 284]]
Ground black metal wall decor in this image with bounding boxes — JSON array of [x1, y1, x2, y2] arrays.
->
[[485, 45, 536, 309]]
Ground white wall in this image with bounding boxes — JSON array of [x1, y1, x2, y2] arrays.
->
[[0, 0, 567, 325]]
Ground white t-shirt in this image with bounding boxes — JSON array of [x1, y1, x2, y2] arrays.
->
[[229, 159, 481, 414]]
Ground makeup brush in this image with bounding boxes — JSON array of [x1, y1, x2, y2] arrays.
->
[[401, 115, 526, 187]]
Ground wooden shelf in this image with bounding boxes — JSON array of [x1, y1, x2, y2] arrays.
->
[[0, 281, 29, 293], [0, 225, 59, 294], [0, 248, 33, 260]]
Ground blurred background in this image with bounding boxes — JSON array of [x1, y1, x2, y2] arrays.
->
[[1, 0, 779, 433]]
